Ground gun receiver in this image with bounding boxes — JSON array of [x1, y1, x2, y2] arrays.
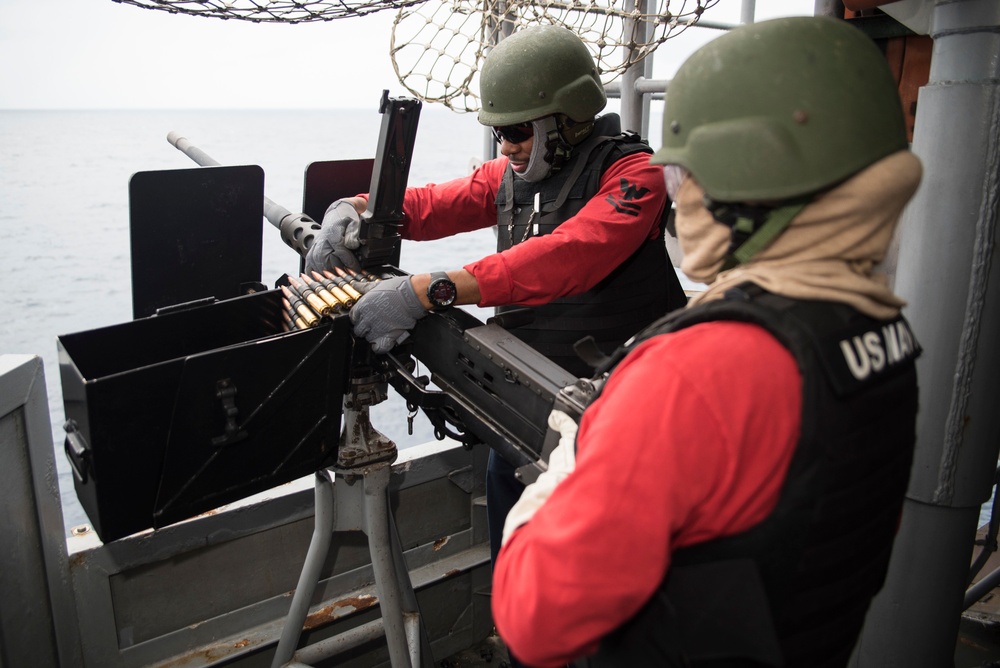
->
[[386, 307, 603, 484], [267, 264, 600, 480]]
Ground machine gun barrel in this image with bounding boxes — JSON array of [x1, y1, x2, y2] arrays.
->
[[166, 131, 321, 257], [166, 91, 419, 268]]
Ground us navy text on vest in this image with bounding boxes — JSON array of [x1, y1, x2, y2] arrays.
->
[[838, 318, 917, 381]]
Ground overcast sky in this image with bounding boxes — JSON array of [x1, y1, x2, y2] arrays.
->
[[0, 0, 815, 110]]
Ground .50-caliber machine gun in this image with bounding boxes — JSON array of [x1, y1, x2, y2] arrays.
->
[[162, 89, 601, 487], [56, 92, 603, 667], [61, 90, 599, 543]]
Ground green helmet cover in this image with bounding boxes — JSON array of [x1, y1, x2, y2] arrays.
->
[[478, 25, 607, 127], [652, 16, 907, 202]]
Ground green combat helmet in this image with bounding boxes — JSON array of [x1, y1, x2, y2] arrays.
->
[[652, 16, 907, 204], [478, 25, 607, 127]]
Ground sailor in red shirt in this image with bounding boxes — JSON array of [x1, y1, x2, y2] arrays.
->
[[304, 27, 686, 373], [305, 29, 687, 657], [319, 148, 669, 314], [494, 321, 802, 666], [492, 17, 922, 668]]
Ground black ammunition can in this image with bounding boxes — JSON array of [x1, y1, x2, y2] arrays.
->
[[57, 289, 352, 542]]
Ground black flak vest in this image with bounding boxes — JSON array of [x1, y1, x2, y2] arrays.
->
[[586, 284, 921, 668], [494, 114, 687, 378]]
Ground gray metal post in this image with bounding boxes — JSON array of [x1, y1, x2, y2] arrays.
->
[[619, 0, 647, 135], [813, 0, 845, 19], [271, 470, 336, 668], [852, 1, 1000, 665], [271, 400, 425, 668], [359, 464, 413, 666]]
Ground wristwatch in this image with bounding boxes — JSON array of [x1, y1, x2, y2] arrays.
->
[[426, 272, 457, 311]]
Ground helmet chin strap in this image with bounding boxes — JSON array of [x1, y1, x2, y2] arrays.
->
[[516, 116, 568, 183], [703, 196, 810, 270]]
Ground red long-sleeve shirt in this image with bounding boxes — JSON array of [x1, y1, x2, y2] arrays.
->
[[491, 320, 803, 667], [394, 151, 667, 307]]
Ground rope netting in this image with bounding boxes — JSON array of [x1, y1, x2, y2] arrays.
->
[[111, 0, 424, 22], [391, 0, 717, 112], [113, 0, 718, 110]]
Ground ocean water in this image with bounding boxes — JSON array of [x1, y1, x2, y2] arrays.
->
[[0, 107, 499, 534]]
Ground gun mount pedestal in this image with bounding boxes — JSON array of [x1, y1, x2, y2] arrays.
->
[[272, 371, 430, 668]]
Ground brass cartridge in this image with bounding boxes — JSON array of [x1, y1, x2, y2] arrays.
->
[[329, 267, 369, 298], [299, 273, 345, 312], [281, 284, 319, 327], [315, 270, 358, 306], [288, 275, 331, 317], [281, 296, 311, 330]]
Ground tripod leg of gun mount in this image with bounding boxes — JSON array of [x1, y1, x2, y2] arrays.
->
[[271, 402, 430, 668]]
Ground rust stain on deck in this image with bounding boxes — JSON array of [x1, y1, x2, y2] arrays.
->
[[303, 594, 379, 630]]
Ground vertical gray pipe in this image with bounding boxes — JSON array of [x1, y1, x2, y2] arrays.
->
[[618, 0, 646, 135], [853, 1, 1000, 665], [813, 0, 844, 19], [271, 471, 336, 668]]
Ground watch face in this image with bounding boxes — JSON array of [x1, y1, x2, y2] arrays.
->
[[428, 277, 457, 308]]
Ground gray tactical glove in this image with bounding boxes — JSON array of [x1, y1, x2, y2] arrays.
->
[[349, 276, 428, 353], [304, 199, 363, 273]]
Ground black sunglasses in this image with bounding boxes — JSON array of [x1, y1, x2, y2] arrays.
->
[[491, 122, 533, 144]]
